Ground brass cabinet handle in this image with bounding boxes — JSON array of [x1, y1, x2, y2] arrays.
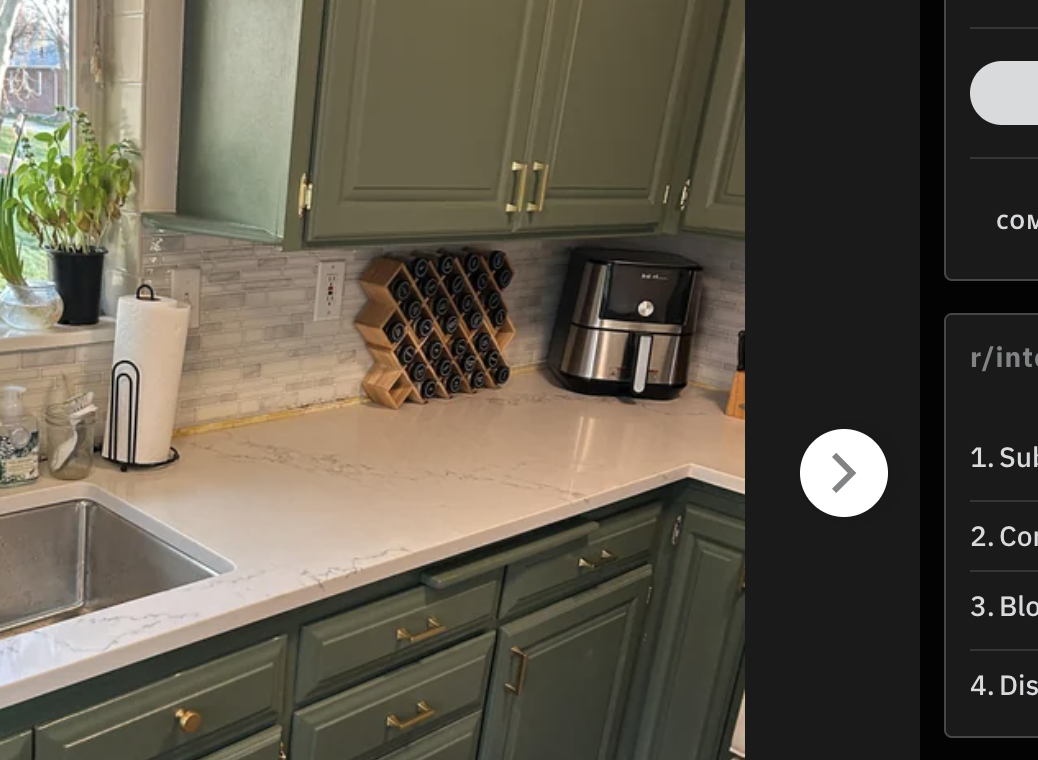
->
[[279, 743, 288, 760], [506, 161, 529, 212], [386, 700, 436, 730], [175, 708, 202, 733], [504, 646, 530, 695], [740, 563, 745, 592], [578, 549, 616, 570], [397, 616, 448, 644], [526, 162, 550, 212]]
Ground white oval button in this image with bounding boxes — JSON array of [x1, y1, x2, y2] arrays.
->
[[971, 61, 1038, 125], [800, 429, 888, 517], [637, 300, 654, 317]]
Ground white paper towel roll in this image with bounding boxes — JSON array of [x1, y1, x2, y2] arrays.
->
[[102, 293, 190, 465]]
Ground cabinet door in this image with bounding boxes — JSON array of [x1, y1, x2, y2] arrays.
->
[[307, 0, 548, 244], [201, 727, 283, 760], [478, 566, 652, 760], [0, 732, 30, 760], [634, 506, 745, 760], [683, 0, 745, 235], [519, 0, 704, 234]]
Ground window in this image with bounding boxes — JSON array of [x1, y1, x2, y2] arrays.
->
[[0, 0, 72, 283]]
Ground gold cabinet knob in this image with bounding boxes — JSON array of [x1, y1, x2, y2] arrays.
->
[[175, 708, 202, 733]]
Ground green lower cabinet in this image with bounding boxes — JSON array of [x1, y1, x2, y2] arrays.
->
[[634, 505, 745, 760], [0, 732, 30, 760], [36, 637, 288, 760], [291, 633, 495, 760], [715, 658, 744, 760], [202, 727, 283, 760], [478, 565, 653, 760], [682, 0, 745, 236], [381, 714, 482, 760]]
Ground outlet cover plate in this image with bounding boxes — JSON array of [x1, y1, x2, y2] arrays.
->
[[171, 268, 202, 328], [314, 261, 346, 321]]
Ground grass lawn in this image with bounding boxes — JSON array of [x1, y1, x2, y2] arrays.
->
[[0, 116, 66, 165]]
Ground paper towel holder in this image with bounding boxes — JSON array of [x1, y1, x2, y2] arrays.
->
[[103, 358, 180, 471]]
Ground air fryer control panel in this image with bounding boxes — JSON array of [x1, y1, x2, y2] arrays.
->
[[600, 263, 696, 326]]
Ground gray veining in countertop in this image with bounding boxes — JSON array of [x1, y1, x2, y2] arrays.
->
[[0, 368, 744, 708]]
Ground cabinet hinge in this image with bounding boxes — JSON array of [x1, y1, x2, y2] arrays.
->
[[679, 179, 691, 211], [298, 173, 313, 217], [670, 515, 683, 546], [646, 585, 653, 606], [662, 184, 671, 206]]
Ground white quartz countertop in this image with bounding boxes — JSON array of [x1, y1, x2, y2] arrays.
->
[[0, 369, 745, 708]]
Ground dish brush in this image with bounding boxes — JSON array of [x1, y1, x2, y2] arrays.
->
[[50, 392, 96, 472]]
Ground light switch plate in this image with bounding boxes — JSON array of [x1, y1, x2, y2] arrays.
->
[[171, 268, 202, 328], [314, 261, 346, 321]]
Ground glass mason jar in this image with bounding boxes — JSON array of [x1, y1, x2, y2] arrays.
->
[[0, 281, 64, 330], [44, 403, 95, 480]]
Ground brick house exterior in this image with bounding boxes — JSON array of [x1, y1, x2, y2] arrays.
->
[[2, 41, 66, 116]]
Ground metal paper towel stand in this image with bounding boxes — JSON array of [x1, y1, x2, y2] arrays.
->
[[102, 285, 180, 472]]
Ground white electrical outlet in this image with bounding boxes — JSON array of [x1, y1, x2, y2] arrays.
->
[[171, 268, 202, 329], [314, 261, 346, 321]]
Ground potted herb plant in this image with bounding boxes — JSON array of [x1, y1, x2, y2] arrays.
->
[[13, 107, 136, 325], [0, 115, 63, 330]]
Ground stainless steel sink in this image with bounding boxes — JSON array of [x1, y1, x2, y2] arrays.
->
[[0, 499, 225, 640]]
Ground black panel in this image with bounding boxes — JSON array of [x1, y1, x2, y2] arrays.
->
[[600, 263, 695, 325]]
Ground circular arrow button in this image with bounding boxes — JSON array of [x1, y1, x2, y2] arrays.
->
[[800, 429, 888, 517]]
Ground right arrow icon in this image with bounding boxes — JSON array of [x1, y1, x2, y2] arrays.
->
[[832, 453, 856, 493]]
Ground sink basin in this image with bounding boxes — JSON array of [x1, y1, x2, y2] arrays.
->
[[0, 498, 227, 640]]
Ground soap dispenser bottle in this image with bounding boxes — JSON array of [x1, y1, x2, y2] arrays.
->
[[0, 385, 38, 487]]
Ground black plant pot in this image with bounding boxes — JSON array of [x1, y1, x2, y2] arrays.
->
[[48, 248, 107, 326]]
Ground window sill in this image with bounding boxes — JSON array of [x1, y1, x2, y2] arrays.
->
[[0, 317, 116, 355]]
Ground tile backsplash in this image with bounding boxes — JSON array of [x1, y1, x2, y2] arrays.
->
[[0, 232, 743, 433]]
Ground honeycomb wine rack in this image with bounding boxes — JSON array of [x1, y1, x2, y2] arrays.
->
[[355, 249, 517, 409]]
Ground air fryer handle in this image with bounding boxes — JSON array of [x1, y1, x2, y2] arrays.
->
[[632, 335, 653, 395], [737, 330, 745, 372]]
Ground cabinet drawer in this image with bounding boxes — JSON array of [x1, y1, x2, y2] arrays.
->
[[296, 575, 499, 703], [37, 637, 287, 760], [500, 503, 661, 616], [201, 727, 283, 760], [291, 632, 495, 760], [0, 732, 30, 760], [381, 713, 481, 760]]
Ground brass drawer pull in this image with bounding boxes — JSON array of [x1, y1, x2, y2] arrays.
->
[[505, 646, 530, 695], [175, 708, 202, 733], [396, 616, 448, 644], [506, 161, 529, 213], [386, 700, 436, 730], [526, 161, 550, 212], [578, 549, 616, 570]]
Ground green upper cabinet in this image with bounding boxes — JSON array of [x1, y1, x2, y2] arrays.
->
[[682, 0, 745, 235], [516, 0, 708, 235], [634, 505, 745, 760], [165, 0, 739, 249], [478, 566, 652, 760], [306, 0, 549, 244]]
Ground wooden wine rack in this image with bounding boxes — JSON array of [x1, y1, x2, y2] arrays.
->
[[356, 250, 517, 409]]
